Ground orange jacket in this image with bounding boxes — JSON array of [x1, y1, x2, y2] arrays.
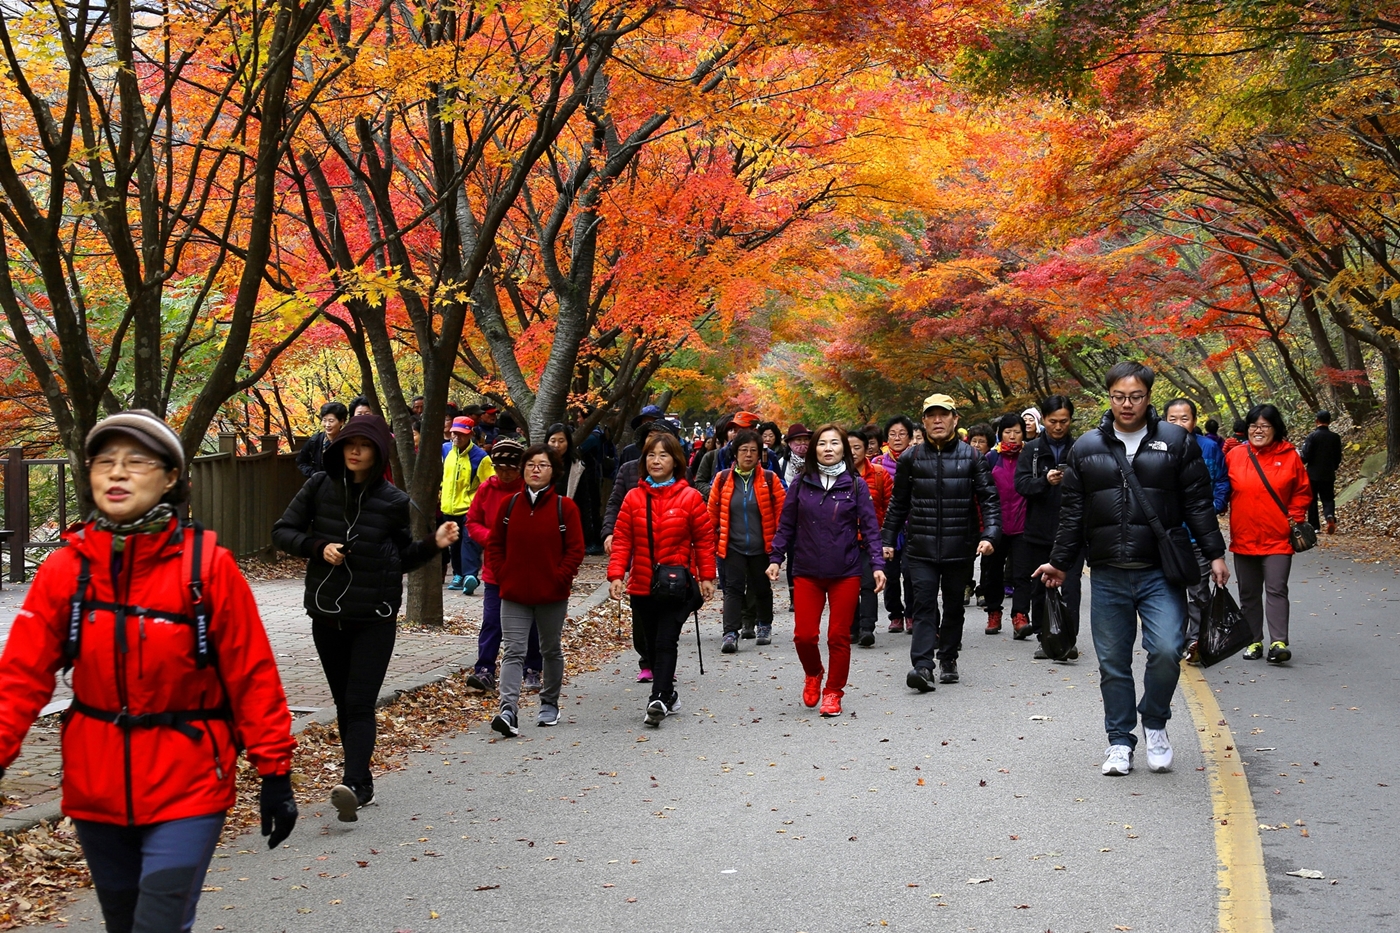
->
[[858, 459, 892, 527], [0, 520, 294, 826], [1225, 440, 1313, 555], [707, 467, 785, 560]]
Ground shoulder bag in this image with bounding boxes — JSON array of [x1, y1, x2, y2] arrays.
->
[[646, 494, 700, 607], [1245, 446, 1317, 552], [1108, 442, 1200, 588]]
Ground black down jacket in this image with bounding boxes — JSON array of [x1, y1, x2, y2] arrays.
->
[[1048, 409, 1225, 571], [1013, 432, 1076, 547], [881, 437, 1001, 562], [273, 415, 440, 623]]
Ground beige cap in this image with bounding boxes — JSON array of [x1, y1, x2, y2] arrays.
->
[[85, 409, 185, 470], [922, 393, 958, 414]]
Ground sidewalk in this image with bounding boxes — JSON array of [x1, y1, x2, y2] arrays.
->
[[0, 558, 611, 831]]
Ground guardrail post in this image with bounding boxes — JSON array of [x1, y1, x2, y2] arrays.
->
[[4, 448, 27, 582]]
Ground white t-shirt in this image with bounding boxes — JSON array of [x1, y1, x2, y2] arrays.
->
[[1115, 424, 1149, 463]]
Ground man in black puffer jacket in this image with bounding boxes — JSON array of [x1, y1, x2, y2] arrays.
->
[[882, 393, 1000, 692], [273, 414, 458, 822], [1035, 362, 1228, 780]]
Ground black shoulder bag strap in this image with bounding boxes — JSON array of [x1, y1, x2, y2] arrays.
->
[[1245, 445, 1293, 522], [646, 493, 705, 675], [1108, 442, 1174, 545]]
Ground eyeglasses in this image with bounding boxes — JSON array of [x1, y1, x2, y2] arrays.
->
[[1109, 393, 1148, 404], [89, 455, 166, 476], [524, 462, 552, 472], [1248, 424, 1271, 433]]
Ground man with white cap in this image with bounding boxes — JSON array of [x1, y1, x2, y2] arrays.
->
[[882, 393, 1001, 692]]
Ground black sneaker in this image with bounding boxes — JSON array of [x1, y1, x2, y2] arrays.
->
[[906, 667, 936, 693], [1066, 646, 1079, 660], [330, 784, 360, 823], [1033, 646, 1049, 660], [1266, 641, 1292, 664], [465, 669, 495, 692], [938, 659, 959, 684], [645, 699, 668, 726], [741, 627, 756, 640], [523, 669, 543, 692], [491, 707, 520, 738], [722, 632, 739, 654], [666, 692, 681, 716], [858, 630, 875, 648]]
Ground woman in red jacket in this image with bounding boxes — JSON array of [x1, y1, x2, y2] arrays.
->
[[1225, 404, 1313, 663], [486, 445, 586, 735], [608, 432, 717, 726], [848, 430, 892, 647], [0, 411, 297, 933]]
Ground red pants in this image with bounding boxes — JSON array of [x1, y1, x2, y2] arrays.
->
[[792, 576, 861, 697]]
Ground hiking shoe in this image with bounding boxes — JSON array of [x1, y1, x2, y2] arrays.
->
[[858, 630, 875, 648], [637, 668, 653, 683], [803, 676, 822, 708], [462, 575, 480, 596], [888, 616, 905, 634], [1102, 745, 1133, 776], [1325, 518, 1336, 535], [819, 691, 842, 717], [1243, 641, 1264, 660], [666, 692, 681, 716], [964, 583, 974, 606], [1065, 646, 1079, 660], [645, 699, 668, 726], [447, 574, 465, 591], [1266, 641, 1292, 664], [491, 707, 519, 738], [975, 591, 987, 609], [905, 618, 915, 634], [721, 632, 739, 654], [1033, 646, 1049, 660], [755, 625, 772, 645], [537, 705, 560, 727], [938, 658, 959, 684], [330, 784, 363, 823], [1183, 640, 1200, 663], [741, 626, 756, 640], [465, 668, 495, 692], [523, 670, 543, 692], [984, 610, 1002, 635], [1012, 612, 1032, 639], [906, 667, 936, 693], [1145, 728, 1173, 772]]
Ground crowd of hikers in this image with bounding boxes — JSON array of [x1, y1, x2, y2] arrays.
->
[[0, 358, 1345, 932]]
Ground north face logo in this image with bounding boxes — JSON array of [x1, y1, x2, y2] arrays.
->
[[1147, 440, 1168, 451]]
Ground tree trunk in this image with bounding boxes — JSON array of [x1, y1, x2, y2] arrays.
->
[[1386, 359, 1400, 474]]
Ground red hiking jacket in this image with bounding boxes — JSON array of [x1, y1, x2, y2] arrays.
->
[[485, 487, 586, 604], [608, 479, 717, 596], [1225, 440, 1313, 556], [0, 520, 294, 826], [467, 474, 525, 585]]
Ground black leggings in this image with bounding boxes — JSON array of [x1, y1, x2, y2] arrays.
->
[[630, 595, 690, 703], [312, 617, 396, 790]]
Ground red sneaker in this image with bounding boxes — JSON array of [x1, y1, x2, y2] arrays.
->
[[1012, 612, 1032, 640], [984, 610, 1002, 634], [803, 676, 822, 708], [819, 691, 842, 717], [888, 617, 905, 634]]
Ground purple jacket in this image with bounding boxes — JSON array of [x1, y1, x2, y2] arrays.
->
[[769, 470, 886, 578]]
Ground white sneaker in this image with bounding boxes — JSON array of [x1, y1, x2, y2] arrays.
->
[[1145, 728, 1173, 772], [1102, 744, 1133, 776]]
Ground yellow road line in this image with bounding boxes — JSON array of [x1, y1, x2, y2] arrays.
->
[[1180, 666, 1274, 933]]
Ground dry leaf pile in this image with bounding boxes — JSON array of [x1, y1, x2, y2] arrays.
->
[[0, 593, 633, 928]]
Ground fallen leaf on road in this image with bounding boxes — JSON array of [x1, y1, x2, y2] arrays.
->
[[966, 877, 993, 884], [1286, 869, 1325, 879], [474, 884, 500, 891]]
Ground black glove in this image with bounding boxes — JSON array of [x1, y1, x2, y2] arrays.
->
[[259, 773, 298, 849]]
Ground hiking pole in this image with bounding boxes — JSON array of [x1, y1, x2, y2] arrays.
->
[[693, 611, 704, 675]]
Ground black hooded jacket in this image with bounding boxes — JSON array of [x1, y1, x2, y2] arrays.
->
[[1048, 409, 1225, 571], [273, 415, 440, 623], [881, 436, 1001, 562]]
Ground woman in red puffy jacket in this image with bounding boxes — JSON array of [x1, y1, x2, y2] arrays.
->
[[0, 411, 297, 933], [608, 432, 717, 727], [1225, 404, 1313, 664]]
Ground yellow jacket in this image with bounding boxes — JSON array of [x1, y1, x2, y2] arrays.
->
[[441, 443, 494, 514]]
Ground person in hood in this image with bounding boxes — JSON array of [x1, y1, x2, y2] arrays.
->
[[1225, 405, 1312, 664], [1021, 407, 1042, 441], [273, 414, 459, 822], [0, 410, 297, 933]]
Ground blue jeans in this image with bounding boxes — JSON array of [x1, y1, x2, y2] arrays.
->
[[75, 813, 225, 933], [1089, 565, 1186, 749]]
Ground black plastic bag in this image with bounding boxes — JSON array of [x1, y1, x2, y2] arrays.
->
[[1199, 584, 1251, 667], [1040, 587, 1077, 661]]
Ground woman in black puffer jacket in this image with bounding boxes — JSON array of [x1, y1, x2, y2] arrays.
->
[[273, 414, 458, 822]]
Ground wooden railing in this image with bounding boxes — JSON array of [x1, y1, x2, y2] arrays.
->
[[2, 434, 309, 582]]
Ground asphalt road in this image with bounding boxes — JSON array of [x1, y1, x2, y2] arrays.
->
[[53, 541, 1396, 932]]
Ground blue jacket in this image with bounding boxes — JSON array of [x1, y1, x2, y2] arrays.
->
[[1197, 432, 1230, 514], [769, 470, 885, 579]]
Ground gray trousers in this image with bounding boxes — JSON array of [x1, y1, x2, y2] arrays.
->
[[499, 599, 568, 713], [1233, 553, 1292, 645], [1183, 544, 1213, 643]]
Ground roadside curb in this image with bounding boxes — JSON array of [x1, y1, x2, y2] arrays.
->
[[0, 579, 615, 837]]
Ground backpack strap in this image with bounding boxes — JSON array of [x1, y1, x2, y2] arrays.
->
[[186, 522, 213, 669], [557, 495, 566, 547], [63, 555, 92, 673]]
